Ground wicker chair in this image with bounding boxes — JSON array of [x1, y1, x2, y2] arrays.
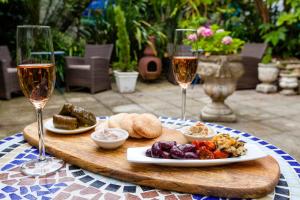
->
[[0, 46, 20, 99], [237, 43, 267, 90], [64, 44, 114, 93]]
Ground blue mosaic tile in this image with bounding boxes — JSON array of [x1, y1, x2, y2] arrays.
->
[[69, 165, 80, 170], [42, 184, 53, 189], [202, 196, 219, 200], [24, 193, 36, 200], [0, 193, 5, 199], [90, 180, 105, 188], [192, 194, 205, 199], [294, 168, 300, 173], [140, 186, 154, 191], [190, 120, 197, 122], [4, 137, 13, 141], [123, 186, 136, 193], [11, 160, 26, 165], [288, 161, 300, 167], [15, 133, 23, 137], [282, 156, 294, 161], [54, 183, 67, 187], [259, 141, 268, 145], [0, 141, 4, 145], [224, 127, 232, 131], [216, 125, 223, 128], [277, 180, 288, 187], [266, 145, 277, 150], [99, 116, 107, 119], [20, 186, 28, 195], [242, 133, 250, 137], [30, 185, 41, 192], [79, 175, 93, 183], [275, 150, 287, 155], [233, 130, 241, 134], [31, 149, 39, 155], [36, 190, 51, 196], [41, 196, 51, 200], [24, 154, 37, 160], [250, 137, 260, 141], [274, 194, 289, 200], [2, 148, 13, 153], [49, 188, 60, 194], [18, 140, 26, 144], [1, 163, 15, 171], [9, 144, 20, 148], [275, 187, 290, 196], [9, 193, 22, 200], [105, 184, 121, 192], [0, 154, 5, 158], [2, 186, 17, 193], [72, 170, 85, 177], [161, 116, 168, 119], [15, 153, 25, 159]]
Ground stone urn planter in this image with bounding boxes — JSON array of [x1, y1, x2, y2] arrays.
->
[[256, 63, 279, 93], [198, 55, 244, 122], [279, 73, 298, 95], [114, 70, 139, 93]]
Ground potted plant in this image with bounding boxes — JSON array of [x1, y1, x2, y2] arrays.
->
[[256, 48, 279, 93], [186, 25, 245, 122], [112, 6, 138, 93]]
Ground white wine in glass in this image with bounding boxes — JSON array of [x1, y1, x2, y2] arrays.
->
[[17, 25, 64, 176]]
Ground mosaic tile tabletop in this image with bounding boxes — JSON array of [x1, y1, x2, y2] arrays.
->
[[0, 117, 299, 200]]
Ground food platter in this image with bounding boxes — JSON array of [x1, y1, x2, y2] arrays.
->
[[44, 119, 98, 134], [127, 143, 267, 167]]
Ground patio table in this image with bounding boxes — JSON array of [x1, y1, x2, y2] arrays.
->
[[0, 116, 299, 200]]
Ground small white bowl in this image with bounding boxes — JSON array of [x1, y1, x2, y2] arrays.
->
[[91, 128, 129, 149], [179, 124, 216, 142]]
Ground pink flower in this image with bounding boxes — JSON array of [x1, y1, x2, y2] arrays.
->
[[197, 27, 206, 36], [187, 33, 198, 42], [201, 28, 213, 37], [222, 36, 233, 45]]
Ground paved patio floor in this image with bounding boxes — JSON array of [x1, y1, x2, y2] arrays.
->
[[1, 79, 300, 161]]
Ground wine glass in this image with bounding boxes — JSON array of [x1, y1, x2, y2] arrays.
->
[[172, 29, 199, 121], [17, 25, 64, 176]]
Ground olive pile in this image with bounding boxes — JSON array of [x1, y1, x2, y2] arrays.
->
[[146, 141, 198, 159]]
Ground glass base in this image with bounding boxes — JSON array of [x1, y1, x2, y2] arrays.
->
[[21, 157, 64, 177]]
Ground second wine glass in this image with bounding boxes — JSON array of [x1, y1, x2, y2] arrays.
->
[[172, 29, 199, 121]]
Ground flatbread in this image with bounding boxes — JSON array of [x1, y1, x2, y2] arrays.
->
[[108, 113, 128, 129], [132, 113, 162, 139], [120, 113, 142, 138]]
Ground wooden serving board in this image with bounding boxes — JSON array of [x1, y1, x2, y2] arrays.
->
[[23, 120, 280, 198]]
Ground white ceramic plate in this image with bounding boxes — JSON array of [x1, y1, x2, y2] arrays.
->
[[44, 119, 98, 134], [127, 143, 268, 167]]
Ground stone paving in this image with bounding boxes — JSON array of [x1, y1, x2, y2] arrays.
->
[[0, 79, 300, 161]]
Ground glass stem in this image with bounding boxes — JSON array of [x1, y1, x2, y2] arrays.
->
[[181, 87, 187, 121], [36, 108, 46, 161]]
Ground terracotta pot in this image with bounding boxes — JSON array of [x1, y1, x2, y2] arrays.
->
[[198, 55, 244, 122], [138, 36, 162, 80]]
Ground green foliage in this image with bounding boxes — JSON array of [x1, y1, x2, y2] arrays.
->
[[112, 6, 136, 72], [261, 48, 273, 64], [259, 0, 300, 58]]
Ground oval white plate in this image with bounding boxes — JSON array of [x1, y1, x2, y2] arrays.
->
[[45, 119, 98, 134], [127, 143, 268, 167]]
